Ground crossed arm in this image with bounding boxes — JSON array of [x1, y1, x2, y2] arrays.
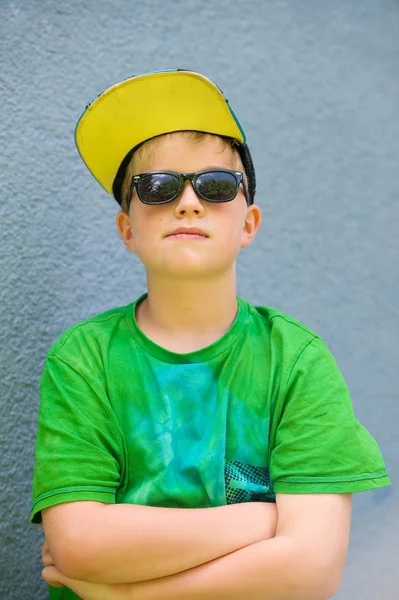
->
[[41, 493, 351, 599]]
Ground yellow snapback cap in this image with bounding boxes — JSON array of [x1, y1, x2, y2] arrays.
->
[[75, 69, 246, 197]]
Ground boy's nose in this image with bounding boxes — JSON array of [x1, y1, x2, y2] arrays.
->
[[174, 180, 205, 214]]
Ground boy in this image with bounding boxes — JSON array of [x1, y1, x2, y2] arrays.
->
[[31, 70, 390, 600]]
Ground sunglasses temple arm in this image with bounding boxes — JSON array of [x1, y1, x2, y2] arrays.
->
[[241, 177, 251, 205], [126, 177, 136, 211]]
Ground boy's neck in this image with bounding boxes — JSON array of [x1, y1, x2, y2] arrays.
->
[[136, 269, 239, 345]]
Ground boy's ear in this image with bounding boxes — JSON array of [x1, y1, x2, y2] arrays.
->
[[116, 211, 137, 253], [241, 204, 262, 248]]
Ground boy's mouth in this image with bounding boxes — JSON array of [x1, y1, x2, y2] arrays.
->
[[166, 226, 208, 238], [166, 233, 207, 239]]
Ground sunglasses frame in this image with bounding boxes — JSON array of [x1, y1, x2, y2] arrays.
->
[[127, 169, 249, 208]]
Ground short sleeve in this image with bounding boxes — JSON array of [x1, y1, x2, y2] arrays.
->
[[270, 336, 390, 494], [30, 353, 126, 524]]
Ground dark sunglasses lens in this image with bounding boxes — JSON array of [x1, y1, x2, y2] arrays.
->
[[138, 174, 180, 204], [196, 171, 238, 202]]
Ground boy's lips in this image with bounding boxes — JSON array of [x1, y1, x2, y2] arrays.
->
[[166, 227, 208, 237]]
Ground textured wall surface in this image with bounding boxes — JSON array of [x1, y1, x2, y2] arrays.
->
[[1, 0, 398, 598]]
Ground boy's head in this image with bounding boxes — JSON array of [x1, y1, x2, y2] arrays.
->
[[75, 70, 261, 274], [114, 128, 261, 277]]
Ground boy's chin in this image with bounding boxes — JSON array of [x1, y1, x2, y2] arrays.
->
[[145, 262, 232, 279]]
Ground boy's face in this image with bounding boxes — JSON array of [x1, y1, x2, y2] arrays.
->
[[117, 133, 261, 279]]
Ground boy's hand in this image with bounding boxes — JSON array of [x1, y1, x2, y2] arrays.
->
[[40, 523, 130, 599], [40, 523, 56, 568], [41, 566, 128, 600], [40, 523, 62, 587], [41, 537, 56, 568]]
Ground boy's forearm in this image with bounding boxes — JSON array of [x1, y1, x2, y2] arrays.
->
[[119, 535, 333, 600], [56, 534, 332, 600], [58, 501, 277, 584]]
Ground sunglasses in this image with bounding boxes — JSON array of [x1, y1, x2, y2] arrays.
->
[[128, 169, 249, 207]]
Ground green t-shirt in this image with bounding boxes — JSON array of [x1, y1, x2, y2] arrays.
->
[[31, 293, 390, 599]]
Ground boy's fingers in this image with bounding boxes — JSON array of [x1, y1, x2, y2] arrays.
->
[[41, 539, 49, 556], [42, 551, 55, 567], [41, 566, 64, 588]]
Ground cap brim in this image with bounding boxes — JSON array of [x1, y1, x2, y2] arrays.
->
[[75, 70, 246, 195]]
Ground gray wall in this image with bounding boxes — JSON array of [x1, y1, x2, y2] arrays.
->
[[1, 0, 398, 598]]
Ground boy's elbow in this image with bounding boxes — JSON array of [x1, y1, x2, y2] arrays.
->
[[283, 567, 341, 600], [312, 573, 343, 600], [42, 502, 105, 581], [49, 526, 98, 580], [300, 553, 345, 600], [269, 537, 345, 600]]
